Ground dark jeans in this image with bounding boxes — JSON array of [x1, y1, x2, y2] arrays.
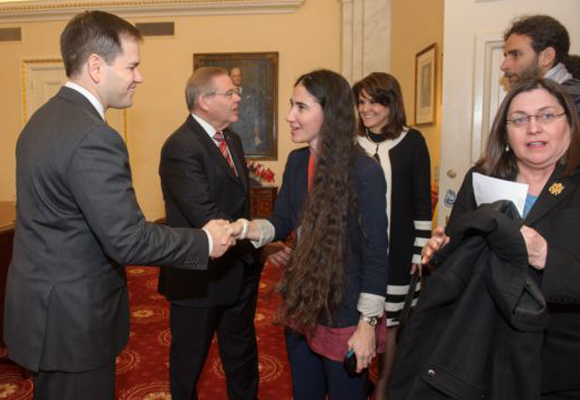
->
[[285, 329, 368, 400]]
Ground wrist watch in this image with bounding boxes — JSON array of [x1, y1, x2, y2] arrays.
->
[[360, 315, 379, 326]]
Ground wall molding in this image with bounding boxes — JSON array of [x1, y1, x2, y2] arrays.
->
[[470, 31, 507, 163], [0, 0, 303, 22]]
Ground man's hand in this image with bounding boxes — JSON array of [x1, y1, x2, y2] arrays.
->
[[228, 220, 246, 239], [203, 219, 236, 258]]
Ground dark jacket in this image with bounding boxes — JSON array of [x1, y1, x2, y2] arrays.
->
[[390, 201, 548, 400], [268, 147, 389, 327], [158, 115, 259, 307], [5, 88, 209, 372], [450, 167, 580, 394]]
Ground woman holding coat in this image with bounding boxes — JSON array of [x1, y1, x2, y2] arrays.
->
[[421, 78, 580, 399]]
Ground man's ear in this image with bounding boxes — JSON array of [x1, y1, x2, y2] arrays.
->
[[539, 46, 557, 70], [86, 53, 105, 83], [197, 94, 211, 112]]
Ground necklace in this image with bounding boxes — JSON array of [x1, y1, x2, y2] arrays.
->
[[365, 129, 387, 162]]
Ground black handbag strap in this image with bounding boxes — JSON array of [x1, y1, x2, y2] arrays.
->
[[399, 271, 420, 322], [396, 270, 420, 345]]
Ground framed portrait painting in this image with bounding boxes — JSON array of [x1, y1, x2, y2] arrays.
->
[[414, 43, 437, 125], [194, 52, 278, 160]]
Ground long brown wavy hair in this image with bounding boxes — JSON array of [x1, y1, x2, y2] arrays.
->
[[275, 70, 362, 333]]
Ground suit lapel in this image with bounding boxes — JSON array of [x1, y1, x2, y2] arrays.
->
[[525, 166, 578, 226], [186, 116, 244, 189]]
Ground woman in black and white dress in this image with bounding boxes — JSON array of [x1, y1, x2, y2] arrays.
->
[[353, 72, 432, 399]]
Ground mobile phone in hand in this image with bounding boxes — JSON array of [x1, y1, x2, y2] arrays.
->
[[343, 349, 358, 377]]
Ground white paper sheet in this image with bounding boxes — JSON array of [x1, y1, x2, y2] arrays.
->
[[472, 172, 529, 217]]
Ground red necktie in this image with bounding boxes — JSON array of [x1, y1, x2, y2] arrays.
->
[[213, 131, 238, 176]]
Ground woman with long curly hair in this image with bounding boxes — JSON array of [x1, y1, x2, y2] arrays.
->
[[233, 69, 389, 399]]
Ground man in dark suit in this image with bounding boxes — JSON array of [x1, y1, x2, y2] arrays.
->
[[158, 67, 261, 400], [3, 11, 235, 400]]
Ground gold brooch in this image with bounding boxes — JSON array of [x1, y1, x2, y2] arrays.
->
[[548, 182, 564, 195]]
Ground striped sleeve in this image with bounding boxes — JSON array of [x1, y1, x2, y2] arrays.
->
[[412, 220, 432, 264], [411, 130, 433, 264]]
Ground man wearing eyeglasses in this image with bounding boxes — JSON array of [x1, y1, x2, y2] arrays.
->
[[501, 15, 580, 113], [158, 67, 261, 400]]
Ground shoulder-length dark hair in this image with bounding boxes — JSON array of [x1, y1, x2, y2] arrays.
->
[[352, 72, 407, 139], [276, 69, 361, 332], [475, 78, 580, 178]]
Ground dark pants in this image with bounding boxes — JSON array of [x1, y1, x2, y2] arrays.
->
[[285, 330, 368, 400], [33, 361, 115, 400], [169, 268, 260, 400]]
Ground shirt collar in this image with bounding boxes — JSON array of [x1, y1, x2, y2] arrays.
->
[[191, 113, 218, 140], [544, 63, 573, 84], [65, 81, 106, 120]]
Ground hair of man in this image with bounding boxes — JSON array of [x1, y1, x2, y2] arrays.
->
[[566, 55, 580, 80], [185, 67, 229, 111], [60, 10, 142, 78], [504, 15, 570, 66]]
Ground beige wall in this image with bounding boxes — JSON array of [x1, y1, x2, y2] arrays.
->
[[0, 19, 66, 206], [0, 0, 341, 219], [390, 0, 444, 183]]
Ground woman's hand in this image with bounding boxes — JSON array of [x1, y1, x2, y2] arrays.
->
[[347, 318, 377, 373], [410, 263, 422, 275], [420, 227, 450, 265], [267, 244, 292, 267], [520, 225, 548, 270]]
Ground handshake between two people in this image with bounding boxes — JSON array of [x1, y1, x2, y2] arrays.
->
[[202, 218, 260, 259], [204, 218, 294, 267]]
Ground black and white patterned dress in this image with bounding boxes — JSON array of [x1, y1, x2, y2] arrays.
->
[[358, 128, 432, 327]]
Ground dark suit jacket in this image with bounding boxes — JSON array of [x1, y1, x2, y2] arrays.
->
[[268, 147, 388, 327], [158, 115, 258, 307], [4, 87, 209, 373], [449, 167, 580, 394]]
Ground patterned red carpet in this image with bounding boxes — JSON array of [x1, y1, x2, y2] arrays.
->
[[0, 261, 293, 399], [0, 260, 381, 399]]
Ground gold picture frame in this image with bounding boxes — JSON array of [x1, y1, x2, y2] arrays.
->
[[414, 43, 437, 126], [194, 52, 278, 160]]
